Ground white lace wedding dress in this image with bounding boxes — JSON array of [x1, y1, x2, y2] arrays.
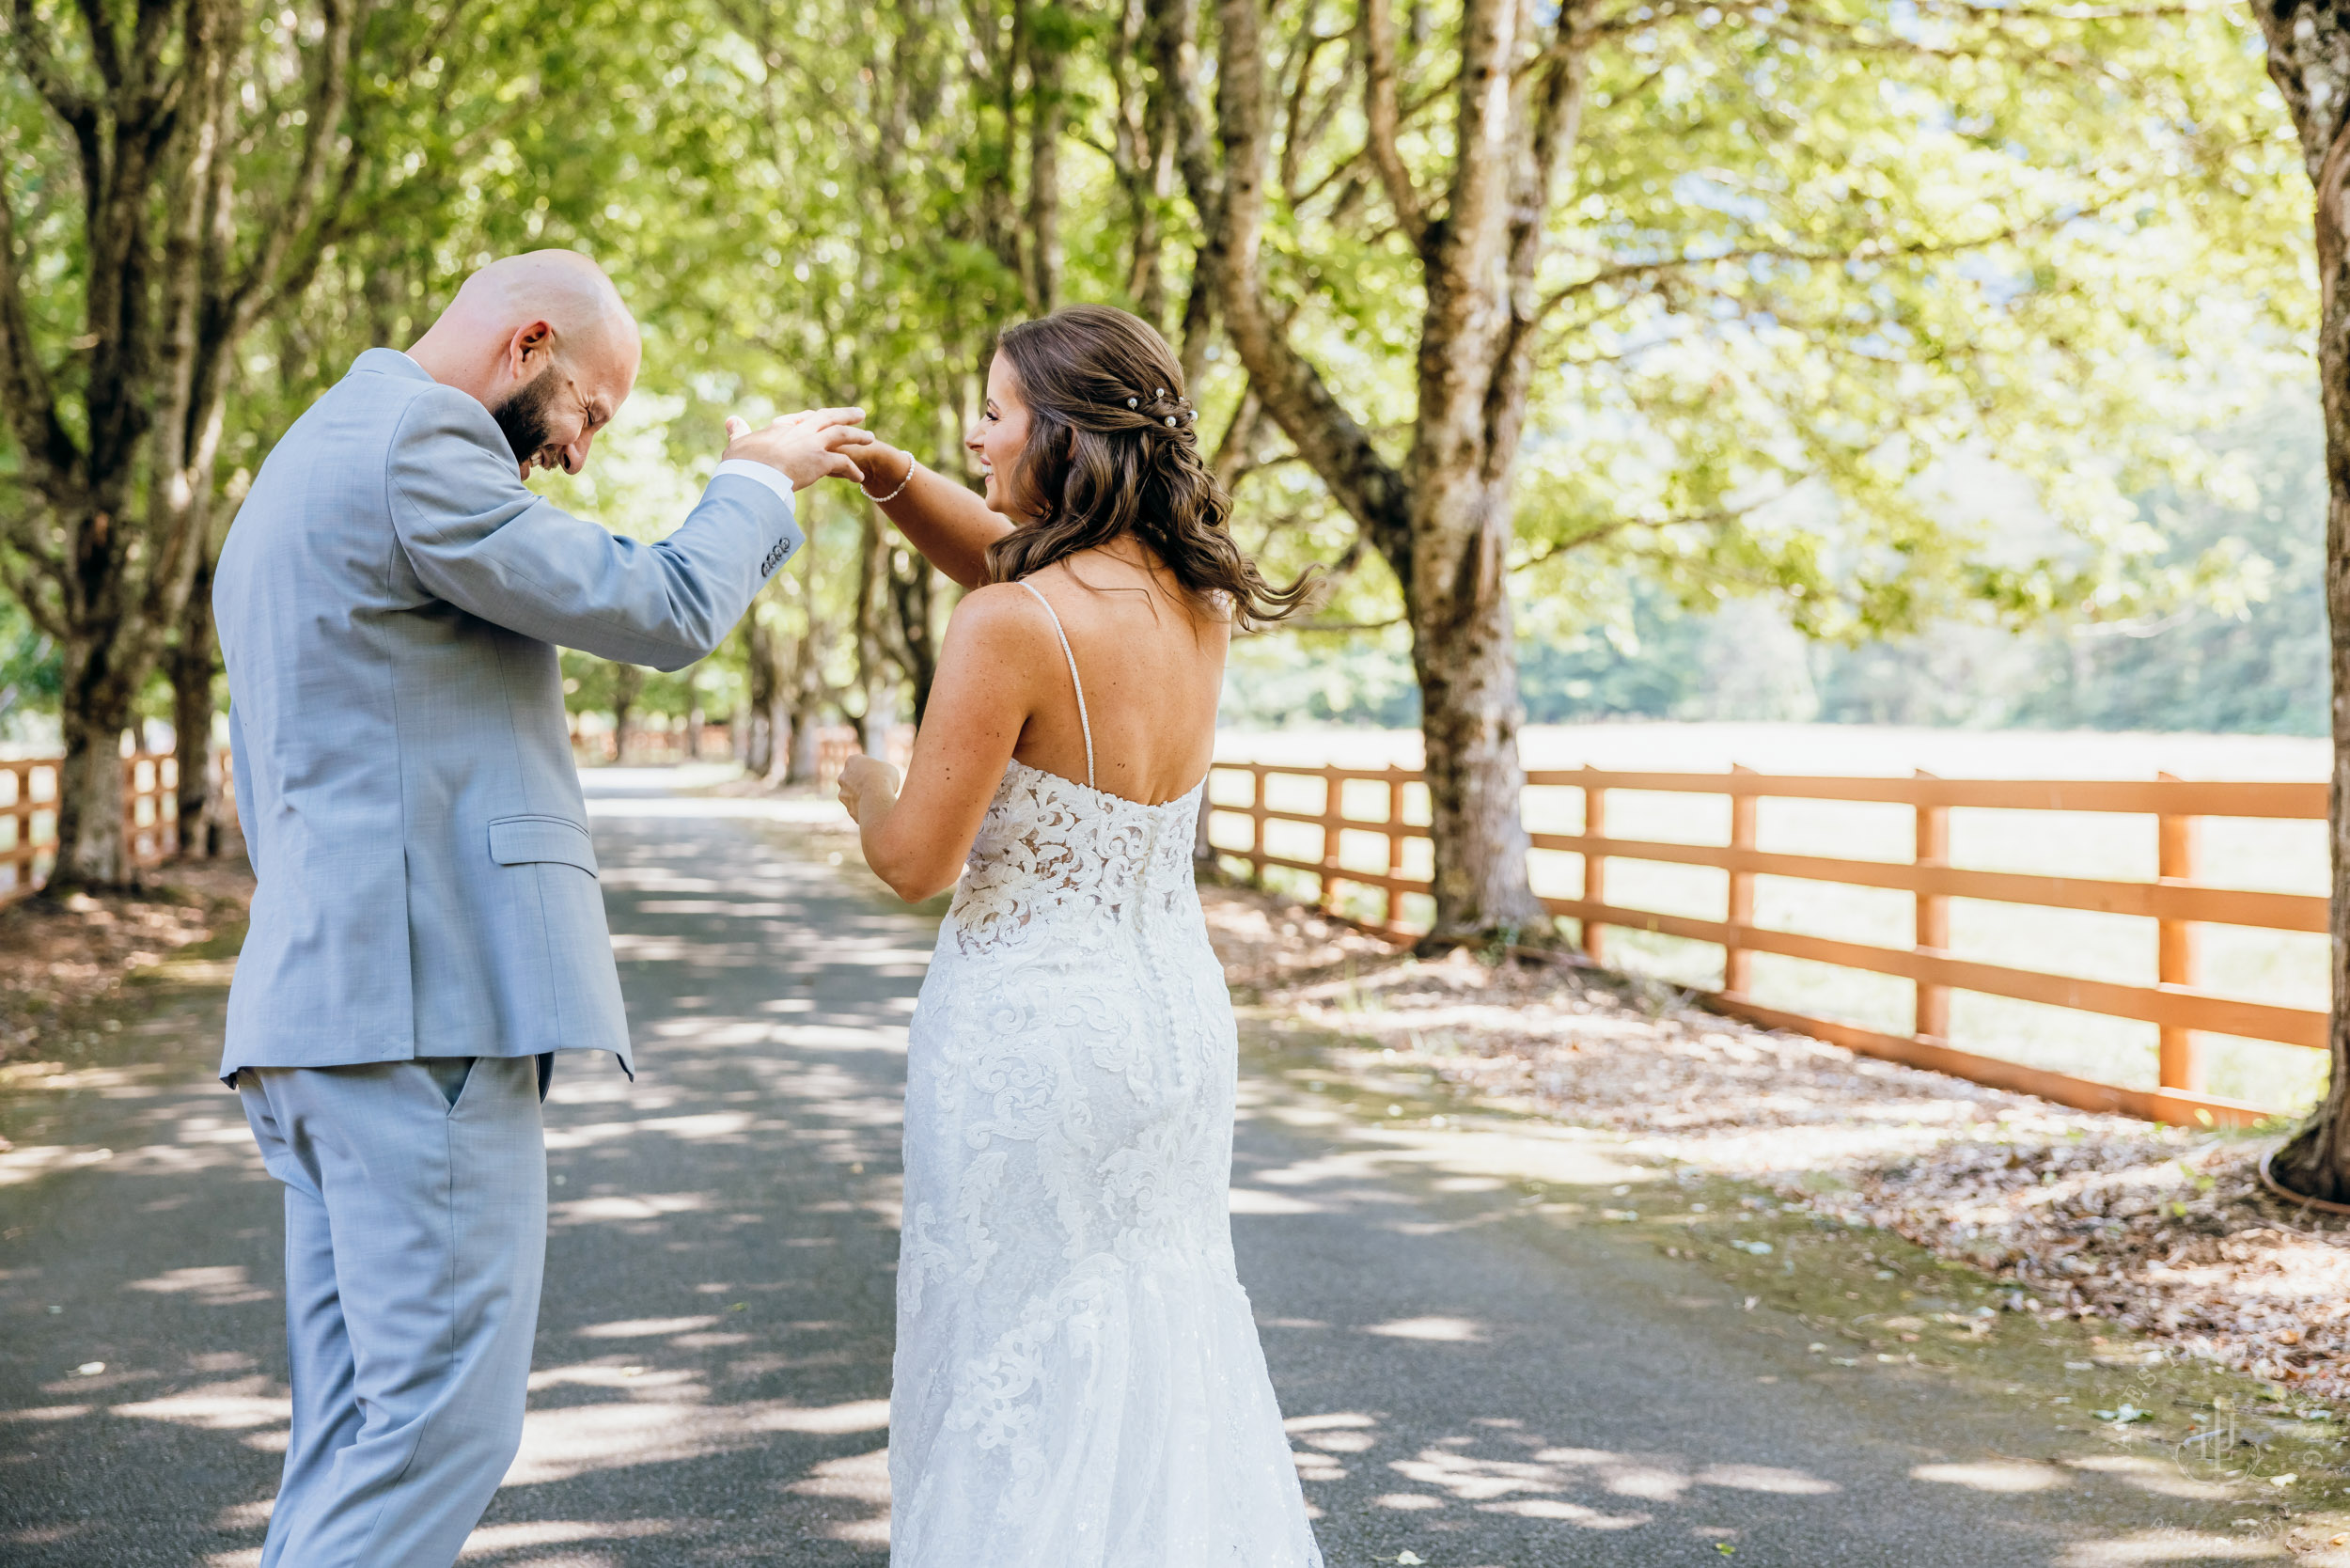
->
[[887, 583, 1325, 1568]]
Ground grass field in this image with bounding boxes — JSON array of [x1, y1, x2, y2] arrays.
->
[[1211, 723, 2331, 1115]]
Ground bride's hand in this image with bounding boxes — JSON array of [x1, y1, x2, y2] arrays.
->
[[837, 753, 903, 824]]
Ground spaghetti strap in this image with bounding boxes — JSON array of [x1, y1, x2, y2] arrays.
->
[[1017, 579, 1095, 789]]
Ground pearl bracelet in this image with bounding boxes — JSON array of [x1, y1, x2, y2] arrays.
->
[[864, 454, 916, 504]]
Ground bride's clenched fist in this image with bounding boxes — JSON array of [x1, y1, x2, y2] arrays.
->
[[836, 753, 902, 825], [722, 408, 871, 491]]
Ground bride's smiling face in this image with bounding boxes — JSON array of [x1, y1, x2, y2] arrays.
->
[[966, 353, 1037, 517]]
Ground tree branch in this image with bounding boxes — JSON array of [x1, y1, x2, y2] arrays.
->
[[1181, 0, 1416, 588], [1281, 616, 1406, 633], [1211, 382, 1266, 493], [1510, 483, 1807, 571], [1495, 3, 1590, 420], [1360, 0, 1428, 254], [223, 0, 364, 338], [72, 0, 124, 94], [1151, 0, 1225, 386], [7, 0, 102, 184], [0, 170, 83, 508], [1287, 66, 1457, 212], [153, 0, 236, 483], [1534, 184, 2148, 333], [0, 545, 68, 640]]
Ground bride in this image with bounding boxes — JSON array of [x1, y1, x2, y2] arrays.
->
[[832, 304, 1326, 1567]]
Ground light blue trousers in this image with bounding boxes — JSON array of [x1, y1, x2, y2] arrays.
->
[[237, 1056, 546, 1568]]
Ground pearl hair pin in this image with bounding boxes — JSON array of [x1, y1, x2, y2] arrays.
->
[[1127, 398, 1137, 408]]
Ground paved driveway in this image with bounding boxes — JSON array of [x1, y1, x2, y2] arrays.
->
[[0, 772, 2289, 1565]]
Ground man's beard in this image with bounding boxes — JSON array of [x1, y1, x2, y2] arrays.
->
[[493, 366, 563, 470]]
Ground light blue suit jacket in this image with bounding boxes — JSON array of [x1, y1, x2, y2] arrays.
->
[[215, 349, 801, 1078]]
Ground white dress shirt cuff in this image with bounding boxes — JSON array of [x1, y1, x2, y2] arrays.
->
[[710, 458, 797, 506]]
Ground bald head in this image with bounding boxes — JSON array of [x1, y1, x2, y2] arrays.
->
[[407, 249, 643, 479]]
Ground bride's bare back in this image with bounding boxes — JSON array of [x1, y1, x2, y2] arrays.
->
[[1009, 547, 1229, 807], [844, 541, 1226, 902]]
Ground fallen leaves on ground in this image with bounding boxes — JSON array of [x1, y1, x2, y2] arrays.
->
[[0, 859, 254, 1068], [1201, 883, 2347, 1405]]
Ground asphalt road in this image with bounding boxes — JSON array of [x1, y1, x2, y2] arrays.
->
[[0, 771, 2295, 1565]]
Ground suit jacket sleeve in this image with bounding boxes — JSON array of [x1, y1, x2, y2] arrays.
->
[[384, 384, 802, 671]]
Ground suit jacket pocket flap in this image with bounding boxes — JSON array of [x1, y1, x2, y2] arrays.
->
[[488, 815, 599, 877]]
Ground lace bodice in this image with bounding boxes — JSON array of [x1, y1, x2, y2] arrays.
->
[[943, 761, 1205, 958]]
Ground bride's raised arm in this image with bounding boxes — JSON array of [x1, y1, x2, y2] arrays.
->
[[837, 437, 1010, 589]]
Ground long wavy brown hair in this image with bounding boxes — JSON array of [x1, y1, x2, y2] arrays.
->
[[986, 305, 1317, 629]]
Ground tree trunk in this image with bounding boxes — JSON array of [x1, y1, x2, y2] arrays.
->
[[610, 663, 643, 764], [169, 548, 222, 859], [1114, 0, 1170, 323], [785, 623, 830, 786], [1026, 39, 1066, 314], [889, 548, 942, 727], [1410, 479, 1549, 944], [787, 692, 826, 785], [50, 638, 133, 895], [744, 622, 780, 777], [763, 684, 793, 786], [2254, 3, 2350, 1201], [746, 616, 802, 785], [855, 511, 900, 759], [746, 712, 774, 779], [1396, 0, 1576, 945]]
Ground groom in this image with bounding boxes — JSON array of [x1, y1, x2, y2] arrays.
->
[[213, 249, 869, 1567]]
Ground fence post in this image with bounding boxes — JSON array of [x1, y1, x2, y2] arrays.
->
[[1250, 766, 1269, 888], [122, 755, 147, 866], [2155, 771, 2203, 1095], [1386, 764, 1408, 935], [1318, 770, 1340, 916], [1581, 766, 1607, 965], [2, 762, 24, 897], [1914, 769, 1950, 1043], [1724, 764, 1757, 997]]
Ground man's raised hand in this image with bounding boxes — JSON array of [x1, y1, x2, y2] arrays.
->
[[723, 408, 870, 491]]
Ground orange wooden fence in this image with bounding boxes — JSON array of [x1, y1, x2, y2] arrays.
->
[[812, 727, 916, 788], [1, 752, 210, 902], [567, 723, 910, 778], [1204, 760, 2328, 1129], [569, 721, 739, 764]]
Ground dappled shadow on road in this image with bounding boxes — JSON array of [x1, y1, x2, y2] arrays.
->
[[441, 797, 925, 1564], [2, 982, 304, 1568], [4, 784, 2332, 1567], [2, 793, 922, 1567], [1225, 1071, 2325, 1567]]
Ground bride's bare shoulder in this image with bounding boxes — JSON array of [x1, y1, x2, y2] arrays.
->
[[943, 579, 1060, 646]]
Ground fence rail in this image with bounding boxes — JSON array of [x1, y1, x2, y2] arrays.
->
[[567, 723, 911, 779], [569, 722, 739, 764], [1, 752, 203, 903], [1204, 760, 2329, 1129]]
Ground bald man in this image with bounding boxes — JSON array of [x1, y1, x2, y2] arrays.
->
[[212, 251, 881, 1567]]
